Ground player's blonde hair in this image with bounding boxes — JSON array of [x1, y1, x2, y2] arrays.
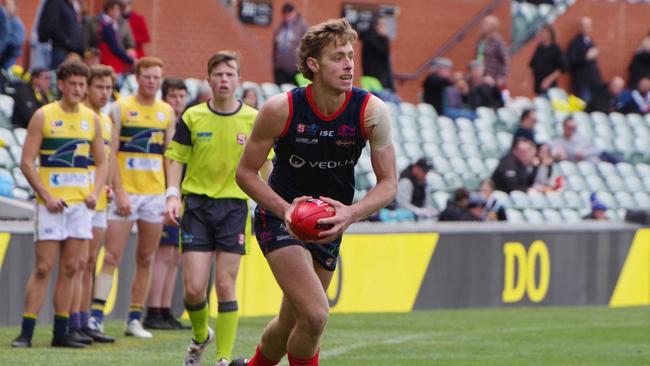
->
[[297, 18, 357, 81]]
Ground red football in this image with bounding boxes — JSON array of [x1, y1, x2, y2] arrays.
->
[[290, 199, 336, 242]]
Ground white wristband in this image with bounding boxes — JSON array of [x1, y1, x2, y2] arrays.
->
[[165, 186, 179, 199]]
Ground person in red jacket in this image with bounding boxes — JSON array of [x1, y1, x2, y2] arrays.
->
[[122, 0, 150, 58], [98, 0, 134, 74]]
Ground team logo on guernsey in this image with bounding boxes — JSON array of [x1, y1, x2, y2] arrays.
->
[[128, 111, 138, 117], [50, 120, 63, 127], [124, 129, 165, 153], [297, 123, 319, 136], [156, 111, 166, 122], [47, 139, 90, 167], [238, 233, 245, 245], [338, 125, 356, 137], [80, 120, 89, 131], [237, 133, 247, 145]]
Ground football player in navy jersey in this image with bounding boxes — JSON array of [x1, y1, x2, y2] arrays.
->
[[234, 18, 396, 366]]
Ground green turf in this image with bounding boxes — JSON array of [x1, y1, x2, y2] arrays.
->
[[1, 306, 648, 365]]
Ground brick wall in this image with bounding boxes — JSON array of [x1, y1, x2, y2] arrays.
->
[[509, 0, 650, 97], [16, 0, 649, 102]]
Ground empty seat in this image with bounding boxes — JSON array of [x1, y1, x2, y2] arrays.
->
[[506, 208, 525, 223], [527, 190, 548, 209], [436, 116, 456, 131], [0, 127, 17, 147], [560, 208, 582, 222], [398, 102, 416, 117], [605, 175, 627, 192], [426, 172, 447, 192], [584, 175, 607, 191], [557, 161, 578, 176], [633, 192, 650, 209], [542, 208, 563, 223], [523, 208, 544, 223], [491, 190, 511, 209], [576, 161, 598, 177], [509, 190, 529, 209], [442, 172, 463, 190], [624, 176, 644, 192], [0, 147, 13, 168], [562, 191, 584, 209], [617, 162, 638, 177], [416, 103, 437, 118], [614, 191, 636, 209], [433, 191, 451, 210], [544, 191, 564, 209], [596, 162, 617, 177], [565, 174, 587, 191], [12, 128, 26, 145]]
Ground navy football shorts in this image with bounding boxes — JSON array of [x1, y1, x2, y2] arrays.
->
[[180, 195, 247, 254], [254, 205, 341, 271]]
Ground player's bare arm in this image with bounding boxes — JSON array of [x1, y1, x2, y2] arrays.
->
[[236, 93, 296, 218], [317, 95, 396, 242], [20, 109, 66, 212], [87, 113, 109, 210], [163, 108, 176, 174], [109, 103, 131, 216]]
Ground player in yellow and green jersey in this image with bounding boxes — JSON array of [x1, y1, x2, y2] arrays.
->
[[164, 51, 271, 366], [11, 61, 108, 349], [90, 57, 176, 339], [64, 65, 116, 345]]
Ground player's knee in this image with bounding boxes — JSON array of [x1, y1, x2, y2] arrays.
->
[[184, 283, 205, 303], [34, 261, 54, 279], [85, 254, 97, 272], [136, 251, 155, 268], [301, 307, 329, 335], [102, 250, 120, 267], [214, 277, 236, 298], [60, 260, 79, 278]]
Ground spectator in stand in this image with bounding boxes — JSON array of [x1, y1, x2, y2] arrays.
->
[[466, 60, 503, 109], [394, 158, 437, 220], [0, 4, 8, 61], [628, 35, 650, 90], [583, 193, 608, 220], [512, 109, 537, 145], [439, 188, 479, 221], [466, 194, 487, 221], [626, 76, 650, 114], [0, 0, 25, 70], [422, 57, 453, 115], [361, 16, 394, 91], [98, 0, 135, 75], [187, 80, 212, 108], [443, 72, 477, 119], [37, 0, 83, 69], [491, 137, 538, 193], [551, 116, 620, 164], [567, 17, 603, 104], [529, 24, 566, 95], [83, 48, 101, 66], [241, 88, 259, 109], [122, 0, 150, 58], [478, 179, 507, 221], [272, 2, 308, 85], [476, 15, 509, 89], [11, 68, 54, 128], [82, 0, 135, 59], [587, 76, 628, 113], [532, 143, 560, 192]]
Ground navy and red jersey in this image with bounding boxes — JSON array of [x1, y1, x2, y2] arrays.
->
[[268, 85, 371, 206]]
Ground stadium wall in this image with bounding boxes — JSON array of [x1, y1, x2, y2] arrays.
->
[[509, 0, 650, 97], [15, 1, 650, 102], [1, 223, 648, 326]]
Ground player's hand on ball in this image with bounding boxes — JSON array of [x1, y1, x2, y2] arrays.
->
[[313, 196, 354, 244], [283, 195, 312, 241], [164, 195, 181, 226]]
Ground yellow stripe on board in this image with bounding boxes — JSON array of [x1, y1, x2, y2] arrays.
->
[[609, 229, 650, 307], [237, 233, 439, 317], [0, 233, 10, 271]]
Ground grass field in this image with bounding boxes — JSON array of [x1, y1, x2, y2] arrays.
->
[[1, 306, 648, 366]]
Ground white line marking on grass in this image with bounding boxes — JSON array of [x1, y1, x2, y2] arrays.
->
[[277, 334, 428, 365]]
